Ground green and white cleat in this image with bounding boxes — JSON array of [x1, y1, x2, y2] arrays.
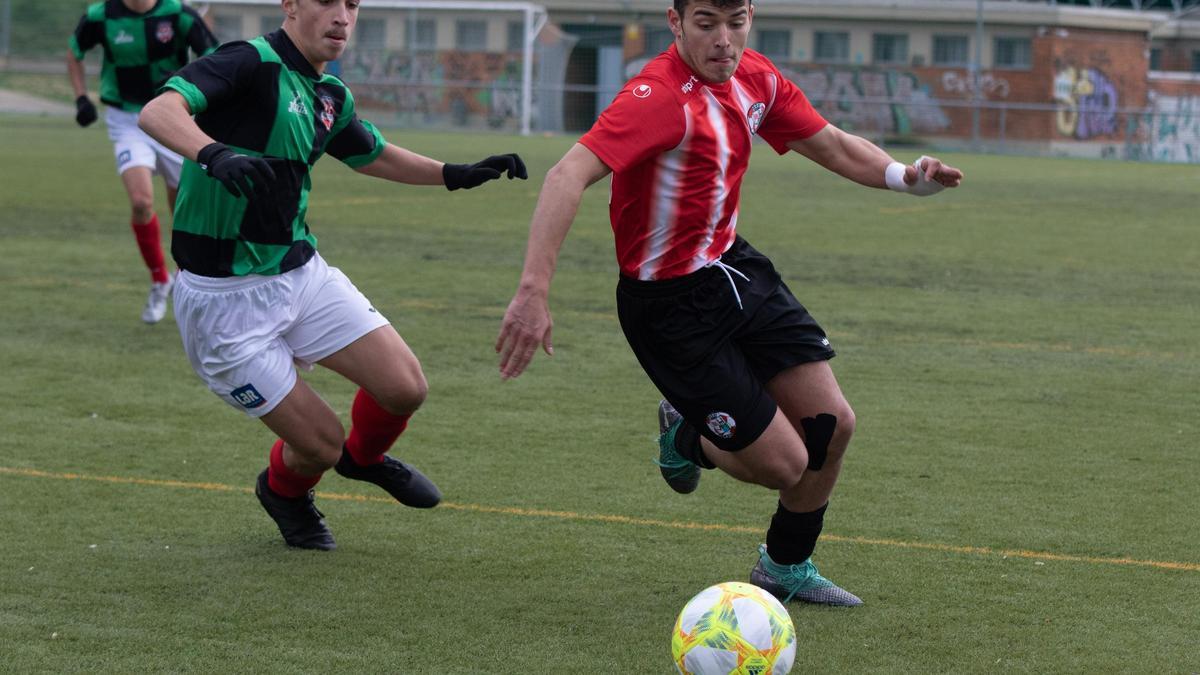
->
[[654, 400, 700, 494], [750, 544, 862, 606]]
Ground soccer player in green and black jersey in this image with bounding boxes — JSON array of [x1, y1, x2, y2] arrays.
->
[[68, 0, 217, 323], [139, 0, 528, 550]]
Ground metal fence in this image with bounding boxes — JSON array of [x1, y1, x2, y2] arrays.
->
[[3, 1, 1198, 163]]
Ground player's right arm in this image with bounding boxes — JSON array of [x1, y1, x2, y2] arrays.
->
[[495, 143, 611, 380], [67, 13, 99, 126], [138, 90, 215, 160]]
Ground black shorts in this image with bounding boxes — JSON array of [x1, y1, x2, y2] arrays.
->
[[616, 237, 835, 451]]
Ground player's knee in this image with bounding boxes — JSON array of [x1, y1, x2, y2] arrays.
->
[[753, 446, 808, 490], [372, 374, 428, 417], [130, 198, 154, 221]]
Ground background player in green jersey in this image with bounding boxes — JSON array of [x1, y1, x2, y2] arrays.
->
[[138, 0, 527, 550], [68, 0, 218, 323]]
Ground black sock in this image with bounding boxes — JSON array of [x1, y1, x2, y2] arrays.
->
[[674, 421, 715, 469], [765, 501, 828, 565]]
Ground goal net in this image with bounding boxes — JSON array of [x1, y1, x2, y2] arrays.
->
[[200, 0, 560, 135]]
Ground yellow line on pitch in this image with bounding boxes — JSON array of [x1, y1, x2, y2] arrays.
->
[[3, 465, 1197, 573]]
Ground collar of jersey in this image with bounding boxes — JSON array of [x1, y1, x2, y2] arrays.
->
[[266, 29, 321, 81], [108, 0, 165, 18], [666, 44, 733, 94]]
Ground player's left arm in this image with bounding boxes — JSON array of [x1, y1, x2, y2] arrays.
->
[[787, 125, 963, 194], [354, 141, 528, 189]]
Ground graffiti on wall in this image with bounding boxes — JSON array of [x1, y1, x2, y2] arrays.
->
[[941, 71, 1011, 99], [341, 49, 524, 128], [1054, 66, 1119, 139], [782, 67, 950, 135], [1124, 94, 1200, 163]]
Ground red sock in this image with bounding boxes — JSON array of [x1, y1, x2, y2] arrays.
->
[[267, 439, 322, 498], [131, 214, 169, 283], [345, 388, 411, 466]]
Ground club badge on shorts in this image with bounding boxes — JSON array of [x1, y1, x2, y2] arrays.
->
[[705, 412, 737, 439]]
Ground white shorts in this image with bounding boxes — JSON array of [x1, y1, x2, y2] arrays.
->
[[105, 106, 184, 188], [173, 253, 390, 417]]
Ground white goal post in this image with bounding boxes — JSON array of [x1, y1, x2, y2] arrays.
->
[[196, 0, 549, 135]]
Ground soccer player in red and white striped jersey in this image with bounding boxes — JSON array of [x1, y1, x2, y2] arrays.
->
[[497, 0, 962, 605]]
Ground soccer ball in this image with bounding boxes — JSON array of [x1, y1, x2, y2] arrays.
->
[[671, 581, 796, 675]]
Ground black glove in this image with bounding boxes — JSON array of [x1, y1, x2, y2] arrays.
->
[[75, 95, 97, 127], [196, 142, 277, 199], [442, 153, 527, 191]]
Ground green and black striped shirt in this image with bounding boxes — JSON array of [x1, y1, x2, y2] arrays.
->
[[163, 30, 386, 277], [70, 0, 217, 112]]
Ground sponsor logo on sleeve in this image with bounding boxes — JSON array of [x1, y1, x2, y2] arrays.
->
[[632, 83, 653, 99]]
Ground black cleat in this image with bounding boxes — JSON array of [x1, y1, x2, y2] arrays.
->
[[254, 469, 336, 550], [334, 448, 442, 508]]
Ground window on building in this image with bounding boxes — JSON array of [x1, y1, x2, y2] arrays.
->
[[994, 36, 1031, 69], [933, 35, 969, 66], [356, 18, 386, 51], [1148, 47, 1162, 70], [872, 33, 908, 65], [1192, 50, 1200, 72], [814, 31, 849, 63], [645, 27, 675, 55], [407, 18, 436, 52], [259, 16, 278, 37], [456, 20, 487, 51], [757, 29, 792, 61], [212, 14, 241, 44]]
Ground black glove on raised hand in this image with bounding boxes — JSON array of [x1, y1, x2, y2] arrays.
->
[[196, 142, 277, 199], [442, 153, 528, 191], [75, 95, 98, 127]]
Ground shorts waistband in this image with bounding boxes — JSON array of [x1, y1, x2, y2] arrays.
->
[[618, 237, 754, 298], [178, 255, 319, 292]]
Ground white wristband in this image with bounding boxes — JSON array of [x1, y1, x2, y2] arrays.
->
[[886, 156, 945, 197], [884, 161, 908, 192]]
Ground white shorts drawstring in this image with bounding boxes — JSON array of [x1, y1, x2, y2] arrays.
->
[[705, 258, 751, 309]]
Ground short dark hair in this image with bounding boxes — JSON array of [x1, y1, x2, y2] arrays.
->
[[673, 0, 751, 14]]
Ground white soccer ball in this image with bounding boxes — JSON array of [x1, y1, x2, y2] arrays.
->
[[671, 581, 796, 675]]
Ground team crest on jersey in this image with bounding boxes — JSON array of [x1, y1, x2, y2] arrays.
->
[[318, 95, 336, 131], [155, 20, 174, 44], [705, 412, 737, 439], [632, 83, 652, 99], [747, 102, 766, 133]]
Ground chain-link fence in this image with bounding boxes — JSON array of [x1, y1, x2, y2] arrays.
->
[[3, 1, 1198, 162]]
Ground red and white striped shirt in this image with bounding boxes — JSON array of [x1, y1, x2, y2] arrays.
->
[[580, 45, 827, 280]]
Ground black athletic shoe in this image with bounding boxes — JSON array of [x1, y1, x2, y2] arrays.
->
[[254, 469, 336, 551], [334, 448, 442, 508]]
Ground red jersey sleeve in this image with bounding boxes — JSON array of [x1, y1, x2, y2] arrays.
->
[[580, 78, 687, 173], [756, 63, 828, 155]]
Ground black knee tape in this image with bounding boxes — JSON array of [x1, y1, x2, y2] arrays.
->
[[800, 414, 837, 471]]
